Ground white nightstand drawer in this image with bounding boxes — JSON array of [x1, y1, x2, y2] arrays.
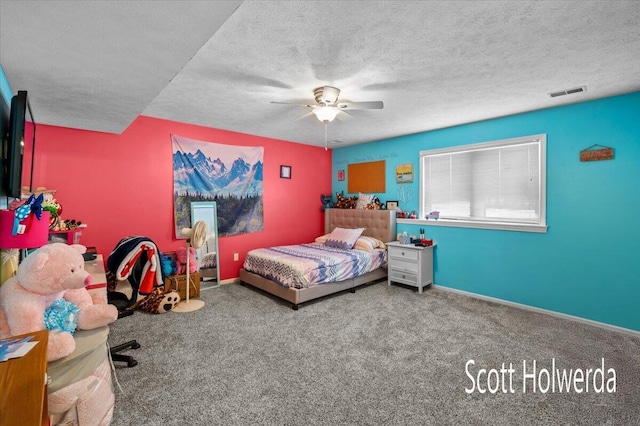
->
[[389, 269, 417, 284], [391, 259, 418, 273], [388, 246, 419, 261]]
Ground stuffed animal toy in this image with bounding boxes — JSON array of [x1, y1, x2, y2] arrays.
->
[[320, 194, 334, 212], [175, 246, 197, 275], [0, 243, 118, 361], [132, 287, 181, 314], [161, 253, 178, 276], [48, 357, 114, 426], [334, 191, 358, 209]]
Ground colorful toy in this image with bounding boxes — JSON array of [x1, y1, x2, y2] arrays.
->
[[320, 194, 334, 212], [176, 246, 197, 275], [426, 211, 440, 220], [334, 191, 358, 209], [161, 253, 177, 276], [0, 243, 118, 361]]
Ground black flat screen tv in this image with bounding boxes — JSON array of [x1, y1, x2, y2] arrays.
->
[[1, 90, 35, 199]]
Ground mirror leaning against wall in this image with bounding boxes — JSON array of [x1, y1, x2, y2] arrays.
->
[[190, 201, 221, 288]]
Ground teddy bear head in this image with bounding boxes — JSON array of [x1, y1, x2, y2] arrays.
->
[[18, 243, 93, 296]]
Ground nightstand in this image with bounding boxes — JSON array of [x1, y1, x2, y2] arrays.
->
[[387, 241, 435, 293]]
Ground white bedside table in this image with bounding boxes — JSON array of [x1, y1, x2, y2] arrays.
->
[[387, 241, 435, 293]]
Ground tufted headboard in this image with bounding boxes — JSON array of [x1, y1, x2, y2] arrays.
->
[[324, 208, 397, 243]]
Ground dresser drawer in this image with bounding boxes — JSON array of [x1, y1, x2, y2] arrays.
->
[[388, 246, 419, 261], [390, 258, 418, 273], [389, 269, 417, 285]]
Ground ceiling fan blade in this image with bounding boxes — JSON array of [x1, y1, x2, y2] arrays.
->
[[271, 101, 315, 108], [337, 101, 384, 110]]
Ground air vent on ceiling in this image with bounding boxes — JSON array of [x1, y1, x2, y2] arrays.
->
[[548, 86, 587, 98]]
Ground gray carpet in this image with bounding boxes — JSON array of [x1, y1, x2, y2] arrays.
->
[[107, 281, 640, 425]]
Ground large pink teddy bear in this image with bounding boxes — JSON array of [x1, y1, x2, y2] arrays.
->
[[0, 243, 118, 361]]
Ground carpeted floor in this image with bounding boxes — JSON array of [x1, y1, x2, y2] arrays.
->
[[107, 281, 640, 425]]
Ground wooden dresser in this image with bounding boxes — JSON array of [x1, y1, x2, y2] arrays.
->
[[0, 329, 49, 426]]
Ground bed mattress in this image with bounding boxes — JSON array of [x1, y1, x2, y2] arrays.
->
[[243, 243, 386, 289]]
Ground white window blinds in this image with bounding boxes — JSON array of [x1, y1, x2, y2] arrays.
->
[[420, 134, 546, 231]]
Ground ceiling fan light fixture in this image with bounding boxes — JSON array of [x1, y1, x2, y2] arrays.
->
[[313, 106, 340, 123]]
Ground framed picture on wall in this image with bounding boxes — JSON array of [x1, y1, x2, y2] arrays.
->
[[337, 170, 345, 181], [396, 163, 414, 183], [280, 165, 291, 179]]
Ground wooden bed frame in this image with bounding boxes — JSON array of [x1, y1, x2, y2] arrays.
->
[[239, 208, 397, 310]]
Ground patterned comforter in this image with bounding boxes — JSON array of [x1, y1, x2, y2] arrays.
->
[[243, 243, 387, 289]]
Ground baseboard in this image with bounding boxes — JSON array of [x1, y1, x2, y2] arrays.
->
[[221, 277, 241, 285], [433, 284, 640, 338]]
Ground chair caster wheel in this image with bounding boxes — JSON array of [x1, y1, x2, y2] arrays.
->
[[128, 359, 138, 368], [132, 342, 141, 349]]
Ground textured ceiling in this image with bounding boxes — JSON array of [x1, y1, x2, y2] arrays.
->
[[1, 1, 639, 148]]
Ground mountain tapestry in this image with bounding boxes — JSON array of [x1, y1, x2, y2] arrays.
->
[[172, 134, 264, 237]]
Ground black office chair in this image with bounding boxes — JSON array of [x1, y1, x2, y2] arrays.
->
[[106, 237, 164, 368]]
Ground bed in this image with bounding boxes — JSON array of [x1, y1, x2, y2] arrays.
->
[[239, 208, 397, 309]]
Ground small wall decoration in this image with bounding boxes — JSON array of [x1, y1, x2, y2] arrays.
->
[[396, 163, 414, 183], [386, 200, 399, 210], [280, 165, 292, 179], [337, 170, 345, 181], [580, 144, 614, 162]]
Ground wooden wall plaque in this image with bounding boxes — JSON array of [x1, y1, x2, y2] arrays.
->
[[580, 145, 614, 162], [348, 160, 385, 193]]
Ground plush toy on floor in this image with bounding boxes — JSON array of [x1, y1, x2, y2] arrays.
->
[[0, 243, 118, 361], [176, 246, 197, 275]]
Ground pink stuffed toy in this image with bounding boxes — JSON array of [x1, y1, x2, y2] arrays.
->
[[0, 243, 118, 361], [175, 246, 197, 275], [48, 358, 115, 426]]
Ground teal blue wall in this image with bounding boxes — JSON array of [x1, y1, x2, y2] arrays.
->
[[333, 92, 640, 332], [0, 65, 12, 106]]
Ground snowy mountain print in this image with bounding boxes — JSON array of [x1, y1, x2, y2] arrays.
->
[[172, 135, 263, 237]]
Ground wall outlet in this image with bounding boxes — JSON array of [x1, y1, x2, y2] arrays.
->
[[233, 253, 239, 261]]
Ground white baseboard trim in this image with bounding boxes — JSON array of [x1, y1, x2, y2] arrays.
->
[[222, 277, 241, 285], [433, 284, 640, 338]]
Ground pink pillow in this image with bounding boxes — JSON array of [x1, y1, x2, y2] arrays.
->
[[324, 227, 365, 250]]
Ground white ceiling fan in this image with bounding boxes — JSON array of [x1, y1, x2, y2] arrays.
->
[[271, 86, 384, 124]]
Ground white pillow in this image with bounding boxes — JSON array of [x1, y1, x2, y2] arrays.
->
[[324, 227, 365, 250]]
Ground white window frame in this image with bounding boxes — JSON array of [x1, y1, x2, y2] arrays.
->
[[414, 134, 547, 233]]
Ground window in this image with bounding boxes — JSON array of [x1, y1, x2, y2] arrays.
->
[[420, 134, 547, 233]]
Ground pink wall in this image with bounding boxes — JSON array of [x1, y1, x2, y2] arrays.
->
[[31, 115, 332, 280]]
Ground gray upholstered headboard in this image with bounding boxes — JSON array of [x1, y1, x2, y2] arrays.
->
[[324, 208, 397, 243]]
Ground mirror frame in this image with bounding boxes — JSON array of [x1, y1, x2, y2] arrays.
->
[[190, 201, 220, 287]]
